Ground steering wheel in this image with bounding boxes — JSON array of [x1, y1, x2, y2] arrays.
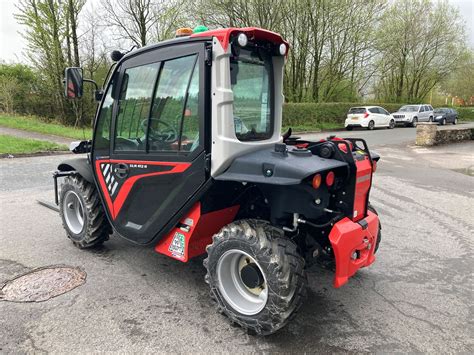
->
[[140, 118, 178, 143]]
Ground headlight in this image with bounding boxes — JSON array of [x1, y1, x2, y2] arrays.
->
[[436, 115, 442, 119], [237, 33, 248, 47], [279, 43, 287, 55]]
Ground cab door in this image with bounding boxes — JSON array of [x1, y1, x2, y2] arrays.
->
[[93, 42, 209, 245]]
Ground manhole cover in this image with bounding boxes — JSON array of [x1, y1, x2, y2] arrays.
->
[[0, 266, 86, 303]]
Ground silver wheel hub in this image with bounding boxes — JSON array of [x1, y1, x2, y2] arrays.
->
[[63, 190, 85, 234], [216, 250, 268, 315]]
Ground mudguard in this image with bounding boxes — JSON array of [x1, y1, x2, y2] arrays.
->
[[155, 202, 240, 261], [329, 211, 379, 288], [214, 146, 348, 185], [57, 157, 94, 183]]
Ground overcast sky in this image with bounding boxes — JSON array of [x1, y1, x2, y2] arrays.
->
[[1, 0, 473, 63]]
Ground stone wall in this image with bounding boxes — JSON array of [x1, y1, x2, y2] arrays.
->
[[416, 123, 474, 146]]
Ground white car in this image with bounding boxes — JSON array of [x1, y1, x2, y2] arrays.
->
[[392, 104, 434, 127], [345, 106, 395, 130]]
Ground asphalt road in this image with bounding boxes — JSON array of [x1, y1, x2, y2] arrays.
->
[[1, 136, 473, 352], [299, 125, 416, 147]]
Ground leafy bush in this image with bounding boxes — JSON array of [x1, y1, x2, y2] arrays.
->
[[456, 107, 474, 121]]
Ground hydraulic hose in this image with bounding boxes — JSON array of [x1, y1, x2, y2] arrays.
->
[[297, 214, 343, 229]]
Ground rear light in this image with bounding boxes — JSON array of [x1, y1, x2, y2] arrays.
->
[[338, 144, 347, 153], [279, 43, 287, 55], [312, 174, 322, 189], [372, 160, 377, 172], [363, 112, 369, 118], [326, 171, 335, 186], [237, 33, 248, 47]]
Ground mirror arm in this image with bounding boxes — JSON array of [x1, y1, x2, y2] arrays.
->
[[83, 78, 99, 91]]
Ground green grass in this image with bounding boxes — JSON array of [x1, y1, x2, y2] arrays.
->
[[0, 134, 68, 155], [0, 115, 92, 140]]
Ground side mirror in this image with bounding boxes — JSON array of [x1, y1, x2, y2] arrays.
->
[[64, 67, 83, 99]]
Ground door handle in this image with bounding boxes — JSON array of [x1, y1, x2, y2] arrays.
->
[[114, 163, 129, 179]]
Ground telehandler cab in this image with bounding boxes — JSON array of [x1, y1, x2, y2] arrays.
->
[[55, 26, 381, 335]]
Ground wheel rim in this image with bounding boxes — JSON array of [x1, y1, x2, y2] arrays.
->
[[369, 121, 374, 129], [413, 119, 417, 127], [390, 120, 395, 128], [63, 190, 85, 234], [216, 249, 268, 316]]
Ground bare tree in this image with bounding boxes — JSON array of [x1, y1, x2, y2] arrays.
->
[[101, 0, 185, 47], [375, 0, 466, 102]]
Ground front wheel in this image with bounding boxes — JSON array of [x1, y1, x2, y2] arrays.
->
[[411, 117, 418, 127], [59, 174, 111, 248], [441, 118, 446, 126], [388, 119, 395, 129], [204, 220, 307, 335]]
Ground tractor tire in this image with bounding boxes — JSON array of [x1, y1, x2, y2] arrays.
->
[[59, 174, 111, 249], [204, 219, 307, 335], [368, 203, 382, 253]]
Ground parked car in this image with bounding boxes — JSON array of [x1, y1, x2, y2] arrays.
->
[[345, 106, 396, 130], [392, 104, 434, 127], [433, 108, 458, 125]]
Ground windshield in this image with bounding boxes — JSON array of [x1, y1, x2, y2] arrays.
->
[[434, 108, 448, 113], [231, 48, 273, 141], [348, 107, 366, 114], [399, 105, 419, 112]]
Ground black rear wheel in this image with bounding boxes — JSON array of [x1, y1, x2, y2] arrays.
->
[[204, 219, 307, 335], [367, 120, 375, 130], [59, 174, 111, 248], [368, 203, 382, 253]]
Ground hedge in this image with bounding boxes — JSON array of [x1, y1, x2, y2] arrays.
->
[[282, 103, 474, 131], [282, 102, 403, 131], [456, 107, 474, 121]]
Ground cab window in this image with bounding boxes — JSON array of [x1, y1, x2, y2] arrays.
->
[[231, 48, 273, 141], [148, 55, 198, 152], [180, 64, 200, 152], [114, 63, 160, 151], [94, 80, 114, 150]]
